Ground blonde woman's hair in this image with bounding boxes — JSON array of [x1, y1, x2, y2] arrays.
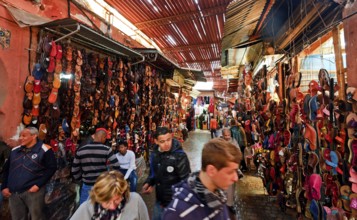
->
[[90, 170, 130, 204]]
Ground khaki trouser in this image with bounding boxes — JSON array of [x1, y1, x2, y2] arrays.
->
[[9, 187, 46, 220]]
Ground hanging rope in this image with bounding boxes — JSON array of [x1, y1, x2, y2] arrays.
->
[[28, 26, 32, 76], [319, 37, 325, 70]]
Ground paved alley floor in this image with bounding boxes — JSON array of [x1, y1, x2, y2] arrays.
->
[[140, 129, 299, 220], [0, 129, 299, 220], [235, 171, 298, 220]]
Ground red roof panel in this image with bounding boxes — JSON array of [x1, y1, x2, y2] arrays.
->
[[105, 0, 231, 75]]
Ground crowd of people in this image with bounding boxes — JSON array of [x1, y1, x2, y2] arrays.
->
[[211, 110, 259, 173], [1, 125, 242, 220]]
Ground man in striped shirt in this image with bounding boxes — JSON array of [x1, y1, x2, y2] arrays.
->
[[71, 128, 120, 205]]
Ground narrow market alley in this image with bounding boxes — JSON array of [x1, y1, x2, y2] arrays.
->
[[140, 129, 299, 220], [1, 1, 356, 220]]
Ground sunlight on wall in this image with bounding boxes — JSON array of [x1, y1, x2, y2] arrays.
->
[[83, 0, 160, 50]]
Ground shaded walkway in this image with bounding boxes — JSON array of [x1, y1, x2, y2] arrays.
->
[[236, 172, 298, 220], [183, 130, 298, 219], [140, 129, 299, 219]]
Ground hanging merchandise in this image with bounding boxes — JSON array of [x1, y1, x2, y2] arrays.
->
[[242, 60, 357, 219], [18, 26, 174, 219], [208, 97, 215, 115]]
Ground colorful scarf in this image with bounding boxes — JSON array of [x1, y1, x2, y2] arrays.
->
[[187, 171, 227, 210], [91, 198, 126, 220]]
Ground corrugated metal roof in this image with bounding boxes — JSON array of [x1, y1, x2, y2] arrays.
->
[[222, 0, 268, 51], [102, 0, 343, 92], [221, 0, 268, 69], [40, 18, 144, 58], [219, 0, 269, 90], [134, 48, 178, 71], [105, 0, 231, 80]]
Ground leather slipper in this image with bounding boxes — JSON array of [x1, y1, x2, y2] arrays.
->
[[48, 88, 58, 104], [24, 75, 34, 93], [340, 185, 352, 212]]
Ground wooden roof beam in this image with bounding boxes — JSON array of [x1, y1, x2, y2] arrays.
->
[[179, 58, 221, 64], [255, 0, 275, 34], [204, 75, 222, 78], [301, 31, 332, 56], [278, 2, 325, 50], [162, 42, 221, 53], [135, 6, 227, 30], [214, 81, 228, 83]]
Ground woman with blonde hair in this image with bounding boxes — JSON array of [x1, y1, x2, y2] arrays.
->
[[71, 170, 149, 220]]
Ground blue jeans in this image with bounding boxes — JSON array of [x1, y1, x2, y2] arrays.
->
[[152, 201, 164, 220], [79, 183, 93, 205], [9, 187, 46, 220], [119, 169, 138, 192]]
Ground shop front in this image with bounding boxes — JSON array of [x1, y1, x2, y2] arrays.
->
[[218, 0, 357, 219], [0, 1, 184, 218]]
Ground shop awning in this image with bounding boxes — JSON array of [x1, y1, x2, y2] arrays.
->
[[166, 79, 180, 87], [4, 4, 52, 27], [182, 79, 196, 91], [166, 79, 180, 93], [198, 90, 214, 97], [175, 69, 206, 82], [133, 48, 206, 81], [184, 79, 196, 87], [40, 18, 144, 58], [189, 89, 201, 99], [222, 0, 268, 52], [134, 48, 178, 71]]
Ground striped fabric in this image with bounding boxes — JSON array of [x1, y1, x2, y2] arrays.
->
[[72, 143, 120, 185]]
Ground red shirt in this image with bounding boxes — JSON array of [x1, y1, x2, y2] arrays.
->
[[208, 104, 214, 113], [210, 118, 217, 129]]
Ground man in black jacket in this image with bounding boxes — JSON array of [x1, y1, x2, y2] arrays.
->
[[142, 126, 191, 220], [1, 127, 57, 220]]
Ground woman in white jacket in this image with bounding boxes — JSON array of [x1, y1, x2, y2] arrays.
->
[[71, 170, 149, 220]]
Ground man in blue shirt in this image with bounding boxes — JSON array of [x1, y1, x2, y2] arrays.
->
[[1, 127, 57, 220]]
